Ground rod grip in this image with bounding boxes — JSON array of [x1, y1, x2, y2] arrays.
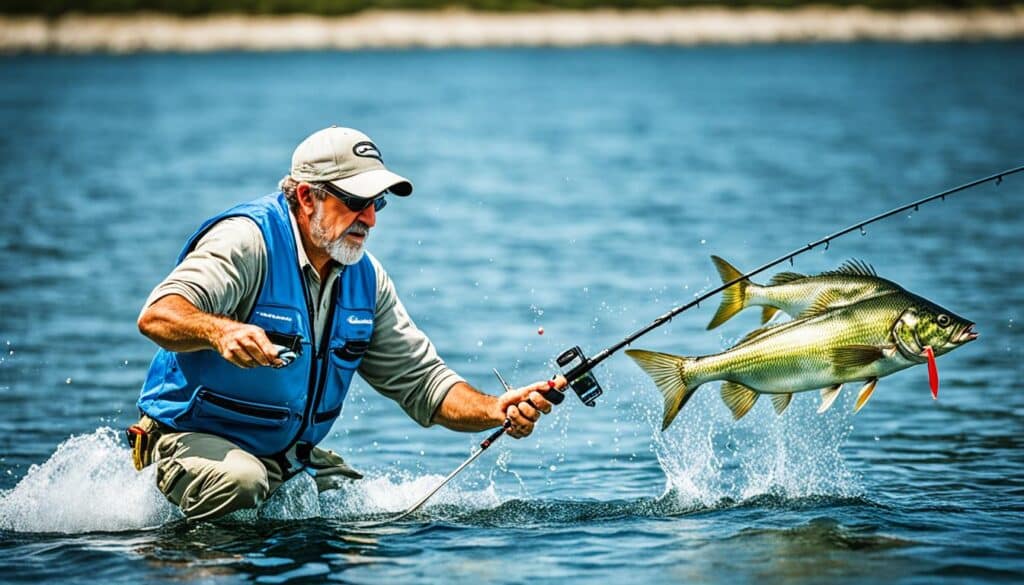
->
[[540, 379, 565, 405]]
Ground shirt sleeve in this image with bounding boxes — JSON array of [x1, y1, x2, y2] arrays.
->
[[141, 217, 267, 322], [358, 254, 465, 427]]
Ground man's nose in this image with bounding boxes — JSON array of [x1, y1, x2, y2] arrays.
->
[[358, 203, 376, 227]]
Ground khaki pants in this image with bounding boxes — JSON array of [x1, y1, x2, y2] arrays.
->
[[152, 429, 361, 523], [153, 431, 287, 522]]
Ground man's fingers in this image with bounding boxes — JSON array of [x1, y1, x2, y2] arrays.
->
[[239, 337, 273, 367], [528, 391, 552, 414], [517, 401, 540, 422], [217, 323, 282, 369], [505, 405, 535, 438]]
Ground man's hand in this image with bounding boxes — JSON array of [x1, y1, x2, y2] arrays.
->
[[431, 376, 568, 435], [495, 376, 568, 438], [139, 294, 284, 369], [213, 321, 284, 369]]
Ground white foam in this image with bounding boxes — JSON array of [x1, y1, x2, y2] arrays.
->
[[0, 427, 179, 533], [652, 388, 863, 508], [317, 471, 502, 520], [0, 427, 505, 532]]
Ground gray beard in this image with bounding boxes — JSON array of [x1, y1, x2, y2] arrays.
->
[[310, 204, 368, 266]]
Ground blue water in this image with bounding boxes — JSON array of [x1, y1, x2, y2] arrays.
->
[[1, 44, 1022, 584]]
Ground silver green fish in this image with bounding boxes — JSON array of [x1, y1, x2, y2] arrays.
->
[[706, 256, 904, 330], [628, 290, 977, 430]]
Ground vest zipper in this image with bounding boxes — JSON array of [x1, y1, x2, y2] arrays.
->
[[286, 267, 318, 451], [308, 277, 340, 427], [287, 268, 342, 452]]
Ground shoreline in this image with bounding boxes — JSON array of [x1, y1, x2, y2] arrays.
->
[[2, 7, 1023, 53]]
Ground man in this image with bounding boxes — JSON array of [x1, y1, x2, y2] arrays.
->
[[132, 126, 564, 522]]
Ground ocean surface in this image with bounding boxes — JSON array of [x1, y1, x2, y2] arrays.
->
[[0, 44, 1022, 584]]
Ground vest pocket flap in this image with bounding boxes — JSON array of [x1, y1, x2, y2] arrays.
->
[[337, 309, 374, 339], [250, 306, 306, 338], [193, 388, 291, 428]]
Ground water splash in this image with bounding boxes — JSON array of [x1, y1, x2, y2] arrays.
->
[[650, 387, 863, 509], [318, 470, 502, 521], [0, 402, 863, 534], [0, 427, 517, 532], [0, 427, 179, 533]]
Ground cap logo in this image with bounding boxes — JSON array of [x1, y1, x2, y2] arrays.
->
[[353, 141, 382, 161]]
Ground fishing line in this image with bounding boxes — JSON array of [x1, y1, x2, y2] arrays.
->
[[359, 164, 1021, 527], [569, 165, 1023, 382]]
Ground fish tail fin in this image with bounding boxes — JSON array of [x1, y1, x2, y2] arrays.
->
[[707, 256, 750, 330], [626, 349, 700, 430]]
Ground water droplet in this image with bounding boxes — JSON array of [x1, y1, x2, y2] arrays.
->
[[65, 378, 72, 384], [700, 239, 706, 244], [477, 340, 484, 347], [549, 465, 557, 472]]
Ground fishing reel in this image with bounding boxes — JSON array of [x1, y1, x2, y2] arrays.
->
[[556, 346, 603, 407]]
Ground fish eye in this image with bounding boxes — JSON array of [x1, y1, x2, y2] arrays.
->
[[937, 314, 951, 327]]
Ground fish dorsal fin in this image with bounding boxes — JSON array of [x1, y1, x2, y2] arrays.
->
[[831, 345, 885, 372], [769, 271, 806, 285], [822, 259, 877, 277], [721, 381, 760, 420], [771, 393, 793, 415], [854, 378, 878, 413], [817, 384, 843, 413]]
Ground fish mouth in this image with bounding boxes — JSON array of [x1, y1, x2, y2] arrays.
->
[[955, 323, 978, 343]]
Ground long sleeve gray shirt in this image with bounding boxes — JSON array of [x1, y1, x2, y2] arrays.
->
[[142, 214, 463, 427]]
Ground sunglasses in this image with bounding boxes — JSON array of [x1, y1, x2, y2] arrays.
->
[[314, 182, 388, 212]]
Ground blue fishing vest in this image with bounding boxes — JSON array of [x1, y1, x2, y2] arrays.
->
[[137, 193, 376, 457]]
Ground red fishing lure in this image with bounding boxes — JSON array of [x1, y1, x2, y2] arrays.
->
[[924, 345, 939, 399]]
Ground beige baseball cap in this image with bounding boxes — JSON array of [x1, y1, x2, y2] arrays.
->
[[290, 126, 413, 198]]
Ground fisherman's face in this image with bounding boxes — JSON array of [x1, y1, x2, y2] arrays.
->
[[308, 189, 377, 265]]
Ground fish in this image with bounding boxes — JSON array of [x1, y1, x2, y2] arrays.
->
[[628, 290, 977, 430], [706, 256, 904, 330]]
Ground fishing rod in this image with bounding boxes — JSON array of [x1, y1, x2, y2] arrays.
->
[[361, 165, 1022, 527]]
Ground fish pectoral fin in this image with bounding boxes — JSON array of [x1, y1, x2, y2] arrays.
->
[[720, 381, 760, 420], [817, 384, 843, 414], [795, 290, 844, 319], [761, 306, 780, 325], [854, 378, 878, 413], [831, 345, 886, 371], [771, 393, 793, 415]]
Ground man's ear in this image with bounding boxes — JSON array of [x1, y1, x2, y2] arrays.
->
[[296, 182, 317, 215]]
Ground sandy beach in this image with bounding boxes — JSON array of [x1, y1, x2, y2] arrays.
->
[[1, 7, 1023, 53]]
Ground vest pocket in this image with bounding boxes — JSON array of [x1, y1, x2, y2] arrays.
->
[[191, 388, 291, 428], [332, 340, 369, 364]]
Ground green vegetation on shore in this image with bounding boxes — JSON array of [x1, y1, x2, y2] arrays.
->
[[3, 0, 1018, 18]]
